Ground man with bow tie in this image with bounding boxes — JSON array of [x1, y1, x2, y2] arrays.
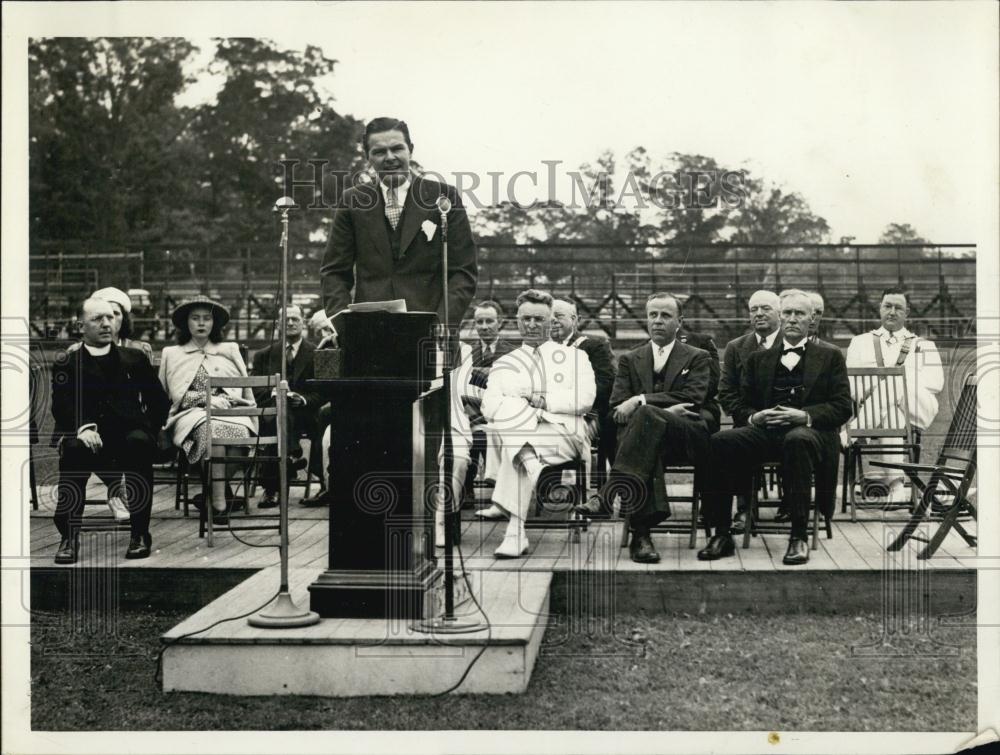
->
[[480, 289, 596, 558], [845, 287, 943, 501], [251, 305, 322, 508], [699, 289, 852, 565], [319, 117, 478, 336], [574, 293, 716, 563]]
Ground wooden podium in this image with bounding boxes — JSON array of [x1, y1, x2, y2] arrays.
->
[[307, 310, 444, 619]]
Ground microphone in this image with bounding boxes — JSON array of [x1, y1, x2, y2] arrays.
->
[[273, 196, 298, 212], [436, 195, 452, 216]]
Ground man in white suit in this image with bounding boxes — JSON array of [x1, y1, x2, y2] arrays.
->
[[845, 287, 944, 501], [480, 289, 596, 558]]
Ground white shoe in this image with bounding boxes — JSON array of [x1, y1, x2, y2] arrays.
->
[[475, 503, 509, 520], [494, 531, 529, 559], [106, 496, 130, 521]]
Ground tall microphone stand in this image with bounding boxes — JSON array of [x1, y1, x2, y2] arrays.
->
[[413, 196, 485, 634], [249, 196, 320, 628]]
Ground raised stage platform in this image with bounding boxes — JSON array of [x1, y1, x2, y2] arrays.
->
[[24, 479, 978, 617]]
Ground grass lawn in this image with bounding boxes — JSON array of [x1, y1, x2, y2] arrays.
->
[[31, 609, 975, 731]]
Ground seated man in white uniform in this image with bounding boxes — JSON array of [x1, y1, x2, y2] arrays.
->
[[479, 289, 596, 558], [845, 286, 944, 501]]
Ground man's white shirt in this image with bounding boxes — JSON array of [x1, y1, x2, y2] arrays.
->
[[845, 326, 944, 430]]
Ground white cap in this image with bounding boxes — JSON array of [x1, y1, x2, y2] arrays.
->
[[91, 287, 131, 313]]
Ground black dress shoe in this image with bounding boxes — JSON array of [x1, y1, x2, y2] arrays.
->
[[54, 538, 77, 564], [697, 533, 736, 561], [125, 533, 152, 560], [299, 490, 333, 507], [774, 508, 792, 524], [782, 537, 810, 565], [730, 512, 746, 534], [629, 533, 661, 564], [573, 494, 611, 519], [257, 492, 279, 509]]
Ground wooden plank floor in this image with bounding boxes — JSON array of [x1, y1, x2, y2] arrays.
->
[[27, 480, 978, 573]]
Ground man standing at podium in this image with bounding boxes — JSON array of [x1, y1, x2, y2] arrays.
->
[[320, 117, 478, 332]]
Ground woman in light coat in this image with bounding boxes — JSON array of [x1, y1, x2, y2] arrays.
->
[[159, 298, 256, 520]]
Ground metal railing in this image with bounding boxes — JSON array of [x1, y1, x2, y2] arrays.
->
[[27, 241, 976, 344]]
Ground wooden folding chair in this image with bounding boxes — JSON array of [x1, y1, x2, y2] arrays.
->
[[202, 374, 283, 546], [841, 366, 920, 521], [618, 465, 708, 550], [525, 456, 590, 544], [742, 461, 832, 550], [872, 372, 977, 559]]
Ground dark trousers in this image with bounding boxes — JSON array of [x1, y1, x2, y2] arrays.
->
[[604, 405, 712, 531], [703, 425, 825, 539], [55, 430, 155, 539], [259, 408, 313, 495]]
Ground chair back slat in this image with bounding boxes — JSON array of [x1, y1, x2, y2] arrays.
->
[[209, 375, 278, 388], [846, 366, 911, 441], [939, 374, 978, 459]]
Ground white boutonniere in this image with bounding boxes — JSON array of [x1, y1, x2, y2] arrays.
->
[[421, 219, 437, 242]]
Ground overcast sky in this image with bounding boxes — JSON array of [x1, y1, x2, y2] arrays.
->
[[13, 1, 1000, 244], [167, 1, 995, 245]]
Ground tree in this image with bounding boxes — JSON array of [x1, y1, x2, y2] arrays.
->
[[730, 177, 831, 245], [189, 38, 364, 246], [29, 38, 197, 245], [878, 223, 929, 245]]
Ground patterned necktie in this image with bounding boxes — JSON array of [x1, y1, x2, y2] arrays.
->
[[385, 186, 402, 230], [285, 342, 294, 369], [886, 334, 897, 346]]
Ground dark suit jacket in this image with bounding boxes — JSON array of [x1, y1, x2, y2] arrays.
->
[[468, 338, 517, 389], [675, 328, 721, 426], [250, 338, 322, 413], [564, 331, 616, 415], [738, 338, 852, 518], [320, 175, 478, 328], [739, 338, 852, 431], [719, 330, 782, 426], [610, 340, 715, 430], [50, 344, 169, 443]]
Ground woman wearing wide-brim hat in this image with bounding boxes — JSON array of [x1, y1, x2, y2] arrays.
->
[[158, 297, 256, 523]]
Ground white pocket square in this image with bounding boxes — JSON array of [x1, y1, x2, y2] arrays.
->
[[421, 219, 437, 241], [680, 368, 690, 375]]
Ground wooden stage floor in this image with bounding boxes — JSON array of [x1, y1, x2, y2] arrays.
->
[[25, 479, 978, 574]]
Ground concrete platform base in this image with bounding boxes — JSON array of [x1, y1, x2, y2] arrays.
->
[[161, 566, 550, 696]]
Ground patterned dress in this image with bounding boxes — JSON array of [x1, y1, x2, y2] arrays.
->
[[180, 365, 250, 464]]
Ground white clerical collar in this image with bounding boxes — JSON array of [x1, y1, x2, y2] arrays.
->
[[83, 343, 111, 356], [758, 329, 780, 348]]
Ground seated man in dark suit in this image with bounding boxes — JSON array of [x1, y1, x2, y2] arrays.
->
[[698, 289, 852, 565], [51, 298, 170, 563], [251, 305, 322, 508], [575, 293, 716, 564], [718, 289, 783, 529], [550, 298, 617, 476], [463, 300, 516, 498]]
